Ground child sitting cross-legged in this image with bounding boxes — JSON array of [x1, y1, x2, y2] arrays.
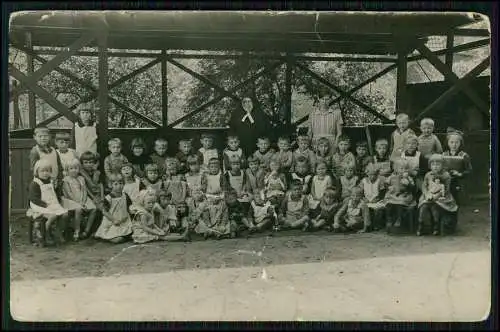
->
[[152, 189, 177, 234], [225, 189, 254, 236], [303, 186, 341, 232], [384, 158, 417, 233], [131, 190, 189, 244], [94, 173, 133, 244], [359, 163, 387, 232], [248, 194, 277, 233], [262, 158, 287, 209], [333, 186, 370, 233], [277, 179, 310, 230], [27, 159, 69, 246], [61, 158, 98, 241], [417, 154, 458, 236], [196, 195, 234, 240]]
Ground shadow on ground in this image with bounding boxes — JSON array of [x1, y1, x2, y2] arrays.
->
[[9, 201, 490, 282]]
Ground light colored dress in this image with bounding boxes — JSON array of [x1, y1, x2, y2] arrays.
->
[[27, 178, 67, 218], [361, 177, 386, 209], [390, 128, 416, 161], [226, 171, 250, 202], [123, 178, 142, 203], [199, 147, 219, 172], [33, 145, 60, 180], [94, 193, 133, 240], [385, 174, 416, 207], [309, 175, 332, 209], [131, 207, 162, 244], [203, 172, 224, 201], [340, 175, 359, 200], [283, 193, 309, 224], [74, 122, 97, 158], [251, 201, 274, 224], [264, 173, 286, 199], [61, 175, 96, 210], [331, 152, 356, 178], [164, 174, 188, 205], [56, 149, 78, 175], [185, 172, 203, 194], [196, 200, 231, 235], [418, 171, 458, 212], [223, 148, 244, 172]]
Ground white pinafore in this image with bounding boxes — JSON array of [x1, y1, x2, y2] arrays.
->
[[28, 178, 67, 218], [309, 175, 331, 209], [74, 122, 97, 158], [123, 178, 142, 202], [36, 146, 60, 180], [94, 193, 133, 240]]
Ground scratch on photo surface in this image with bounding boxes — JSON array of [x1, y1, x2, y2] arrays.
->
[[105, 244, 163, 265]]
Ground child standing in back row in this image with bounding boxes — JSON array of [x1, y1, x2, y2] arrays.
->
[[354, 141, 373, 178], [390, 113, 416, 162], [72, 108, 98, 158], [223, 134, 246, 172], [150, 138, 169, 177], [128, 137, 153, 179], [417, 118, 443, 161], [253, 136, 276, 172], [199, 133, 219, 173]]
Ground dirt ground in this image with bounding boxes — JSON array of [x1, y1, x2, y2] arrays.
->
[[9, 200, 491, 283]]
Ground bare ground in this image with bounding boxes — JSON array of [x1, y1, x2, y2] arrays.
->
[[9, 200, 490, 282]]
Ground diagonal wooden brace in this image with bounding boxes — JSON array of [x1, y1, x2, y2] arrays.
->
[[415, 41, 489, 114], [9, 64, 80, 123], [10, 31, 97, 102], [295, 62, 392, 124]]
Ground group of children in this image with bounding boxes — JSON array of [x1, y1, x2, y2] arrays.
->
[[26, 109, 472, 247]]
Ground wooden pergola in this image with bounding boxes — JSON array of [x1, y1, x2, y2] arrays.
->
[[8, 11, 490, 154]]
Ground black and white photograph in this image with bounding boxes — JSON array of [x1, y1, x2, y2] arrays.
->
[[6, 10, 492, 322]]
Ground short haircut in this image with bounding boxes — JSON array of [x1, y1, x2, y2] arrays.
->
[[247, 155, 260, 164], [78, 108, 93, 115], [178, 138, 192, 145], [404, 134, 418, 145], [158, 189, 172, 199], [257, 136, 270, 143], [420, 118, 435, 127], [55, 132, 71, 141], [315, 161, 328, 170], [186, 155, 200, 165], [295, 155, 309, 165], [278, 136, 290, 143], [154, 138, 168, 145], [297, 134, 310, 142], [121, 162, 134, 170], [108, 138, 122, 147], [130, 137, 146, 149], [208, 157, 220, 166], [356, 141, 368, 148], [396, 113, 410, 121], [107, 173, 124, 184], [64, 158, 81, 171], [201, 133, 214, 139], [375, 138, 389, 147], [33, 126, 49, 136], [230, 158, 242, 165], [80, 151, 99, 163], [337, 135, 351, 144], [317, 137, 330, 146], [227, 135, 239, 141], [145, 163, 159, 173], [342, 163, 356, 171]]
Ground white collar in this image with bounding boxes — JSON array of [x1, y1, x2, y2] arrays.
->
[[241, 111, 255, 124]]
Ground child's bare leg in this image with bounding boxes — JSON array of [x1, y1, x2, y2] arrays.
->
[[291, 216, 309, 229], [73, 209, 83, 240], [83, 209, 97, 238], [255, 217, 271, 231], [110, 236, 128, 244], [311, 218, 326, 230]]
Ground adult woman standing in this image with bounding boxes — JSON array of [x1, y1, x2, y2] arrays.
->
[[228, 97, 273, 156]]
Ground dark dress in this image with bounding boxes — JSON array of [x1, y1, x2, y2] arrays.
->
[[228, 105, 274, 157]]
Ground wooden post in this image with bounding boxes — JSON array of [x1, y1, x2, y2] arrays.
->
[[26, 32, 37, 128], [285, 55, 293, 128], [97, 33, 109, 158], [12, 81, 20, 129], [161, 50, 168, 128], [445, 32, 454, 82], [395, 48, 408, 114]]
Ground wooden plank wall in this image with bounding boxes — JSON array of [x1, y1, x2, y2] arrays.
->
[[9, 138, 35, 213]]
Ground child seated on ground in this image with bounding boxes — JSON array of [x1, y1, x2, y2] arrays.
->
[[245, 155, 265, 199], [185, 154, 203, 195], [390, 113, 416, 162], [248, 194, 276, 232], [384, 158, 417, 233], [149, 138, 169, 176], [340, 163, 359, 202], [196, 195, 234, 240], [308, 161, 334, 210], [152, 190, 177, 234], [223, 134, 246, 172], [277, 179, 310, 230], [372, 138, 392, 181], [121, 162, 145, 202], [186, 189, 207, 231], [29, 127, 63, 193], [131, 190, 189, 244], [225, 189, 254, 235], [176, 138, 202, 175], [359, 163, 387, 231], [354, 141, 373, 178], [201, 158, 225, 202], [263, 158, 287, 207], [79, 151, 104, 203], [417, 117, 443, 161], [333, 186, 370, 233], [290, 156, 313, 196], [199, 133, 219, 173], [303, 186, 341, 232], [55, 132, 77, 175], [417, 154, 458, 236], [163, 158, 188, 205], [314, 137, 334, 176], [27, 159, 69, 246], [61, 158, 98, 241], [128, 137, 153, 179], [253, 136, 276, 172], [103, 138, 129, 181], [94, 173, 133, 244], [293, 134, 316, 172], [442, 127, 472, 205], [276, 136, 294, 174], [142, 163, 163, 192], [331, 135, 356, 179]]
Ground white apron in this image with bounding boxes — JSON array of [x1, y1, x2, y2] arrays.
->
[[74, 122, 97, 157], [123, 178, 142, 203], [37, 146, 60, 180], [27, 178, 67, 218], [95, 194, 133, 240]]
